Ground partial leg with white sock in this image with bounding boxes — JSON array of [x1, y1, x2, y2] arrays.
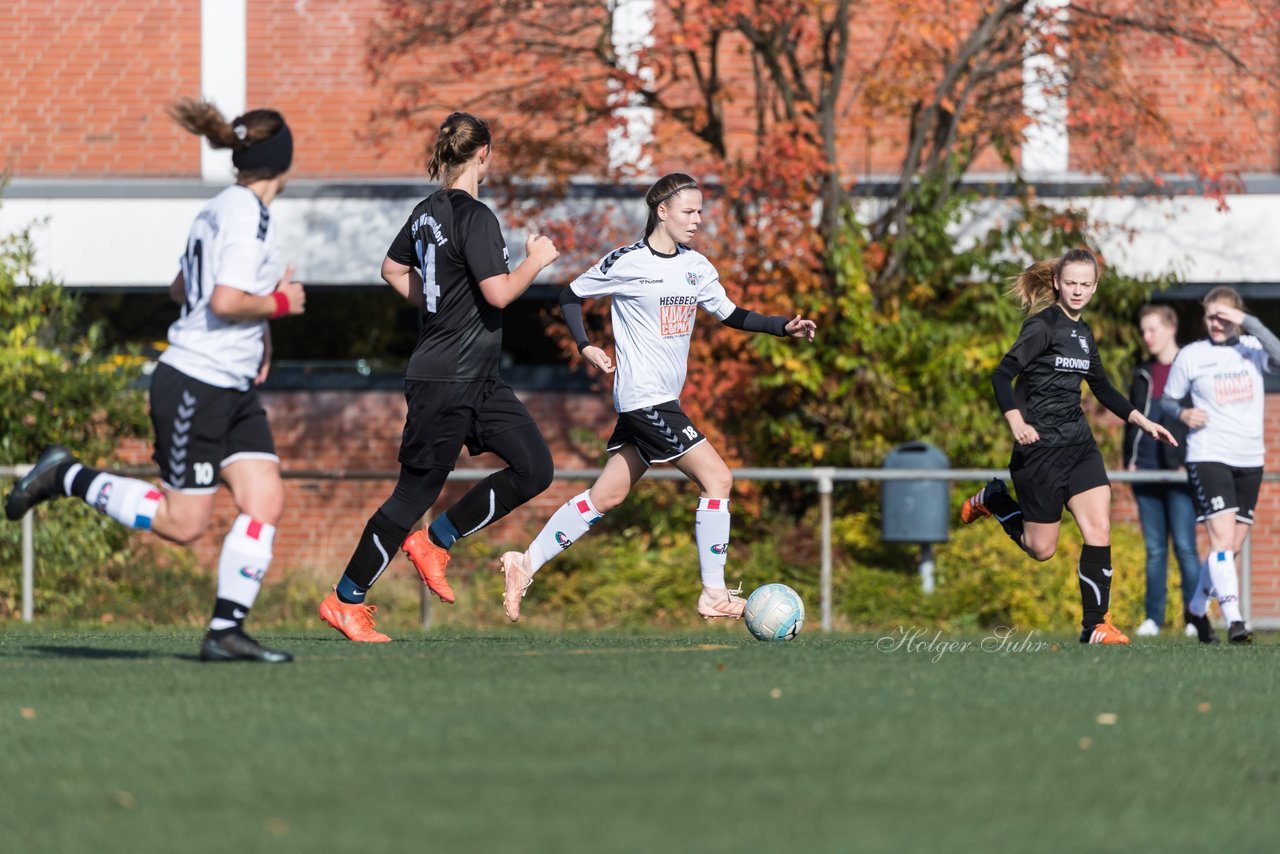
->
[[199, 514, 291, 662], [1185, 555, 1219, 644], [64, 463, 163, 530], [500, 490, 604, 621], [695, 497, 744, 619], [1204, 548, 1252, 643], [208, 514, 275, 633]]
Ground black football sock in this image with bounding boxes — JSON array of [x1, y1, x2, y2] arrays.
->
[[984, 488, 1025, 544], [336, 509, 412, 602], [1077, 544, 1112, 630]]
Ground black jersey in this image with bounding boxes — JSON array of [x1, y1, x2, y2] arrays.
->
[[992, 305, 1135, 446], [387, 190, 510, 381]]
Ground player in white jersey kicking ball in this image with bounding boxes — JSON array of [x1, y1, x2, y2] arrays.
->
[[496, 173, 817, 622], [1161, 287, 1280, 644], [4, 99, 305, 662]]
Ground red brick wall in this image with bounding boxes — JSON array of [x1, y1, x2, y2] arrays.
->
[[1072, 3, 1280, 175], [247, 0, 426, 178], [9, 1, 1276, 179], [3, 0, 201, 177]]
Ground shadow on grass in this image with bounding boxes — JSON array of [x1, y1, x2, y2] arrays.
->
[[23, 645, 165, 660]]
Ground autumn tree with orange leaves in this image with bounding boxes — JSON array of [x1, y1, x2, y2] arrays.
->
[[366, 0, 1279, 479]]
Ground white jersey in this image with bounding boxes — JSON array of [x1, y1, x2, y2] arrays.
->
[[1164, 336, 1271, 467], [570, 241, 736, 412], [160, 185, 283, 390]]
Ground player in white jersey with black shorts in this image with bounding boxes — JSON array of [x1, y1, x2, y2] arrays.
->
[[317, 112, 560, 642], [494, 173, 817, 622], [1161, 287, 1280, 644], [5, 100, 305, 662]]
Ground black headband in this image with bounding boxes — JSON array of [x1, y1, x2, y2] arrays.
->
[[232, 122, 293, 175], [651, 182, 698, 208]]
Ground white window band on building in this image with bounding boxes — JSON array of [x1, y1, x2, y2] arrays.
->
[[1021, 0, 1070, 177], [607, 0, 655, 176], [200, 0, 247, 183]]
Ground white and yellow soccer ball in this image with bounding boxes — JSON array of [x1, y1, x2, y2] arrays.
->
[[743, 583, 805, 642]]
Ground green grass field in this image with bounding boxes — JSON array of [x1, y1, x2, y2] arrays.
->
[[3, 625, 1278, 853]]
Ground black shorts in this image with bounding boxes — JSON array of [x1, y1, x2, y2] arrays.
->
[[1186, 461, 1263, 524], [149, 363, 277, 493], [606, 400, 705, 466], [1008, 440, 1109, 524], [399, 378, 539, 469]]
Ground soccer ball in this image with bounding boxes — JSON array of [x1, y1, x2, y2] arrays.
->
[[743, 583, 805, 642]]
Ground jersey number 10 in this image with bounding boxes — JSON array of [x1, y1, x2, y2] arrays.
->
[[181, 238, 204, 316]]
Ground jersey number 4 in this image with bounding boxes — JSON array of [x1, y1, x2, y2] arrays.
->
[[414, 239, 441, 313]]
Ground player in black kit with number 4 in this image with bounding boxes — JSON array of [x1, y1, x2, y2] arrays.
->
[[318, 112, 559, 642], [960, 248, 1177, 645]]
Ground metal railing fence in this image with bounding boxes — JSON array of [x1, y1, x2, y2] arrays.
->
[[3, 464, 1275, 630]]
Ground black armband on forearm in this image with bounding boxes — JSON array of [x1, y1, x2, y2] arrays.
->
[[992, 355, 1020, 414], [723, 307, 788, 336], [1091, 380, 1136, 423], [558, 287, 591, 351]]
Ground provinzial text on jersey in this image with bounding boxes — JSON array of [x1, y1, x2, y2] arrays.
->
[[1054, 356, 1091, 371]]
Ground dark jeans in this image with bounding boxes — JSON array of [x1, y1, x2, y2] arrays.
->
[[1132, 482, 1200, 624]]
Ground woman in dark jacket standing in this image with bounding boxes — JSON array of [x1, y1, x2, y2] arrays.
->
[[1124, 304, 1197, 638]]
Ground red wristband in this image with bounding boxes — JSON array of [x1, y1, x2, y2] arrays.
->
[[270, 291, 290, 319]]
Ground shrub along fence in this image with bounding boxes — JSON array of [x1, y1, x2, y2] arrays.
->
[[4, 464, 1271, 630]]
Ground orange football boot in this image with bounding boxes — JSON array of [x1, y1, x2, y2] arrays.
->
[[961, 479, 1006, 525], [403, 529, 455, 603], [1081, 612, 1130, 645], [318, 590, 391, 642]]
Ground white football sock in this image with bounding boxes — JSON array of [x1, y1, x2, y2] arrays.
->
[[1188, 556, 1212, 617], [209, 514, 275, 631], [81, 472, 162, 531], [1206, 549, 1243, 624], [695, 497, 731, 589], [528, 491, 603, 574]]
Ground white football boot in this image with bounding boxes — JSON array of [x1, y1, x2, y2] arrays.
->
[[498, 551, 534, 622], [697, 584, 746, 619]]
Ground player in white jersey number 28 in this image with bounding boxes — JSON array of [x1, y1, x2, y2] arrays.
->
[[496, 172, 817, 622], [1161, 287, 1280, 644], [4, 99, 306, 663]]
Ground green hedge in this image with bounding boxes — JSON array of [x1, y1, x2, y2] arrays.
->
[[1, 500, 1163, 634]]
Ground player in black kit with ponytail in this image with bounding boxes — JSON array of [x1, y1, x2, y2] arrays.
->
[[960, 248, 1177, 645], [318, 112, 559, 642]]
